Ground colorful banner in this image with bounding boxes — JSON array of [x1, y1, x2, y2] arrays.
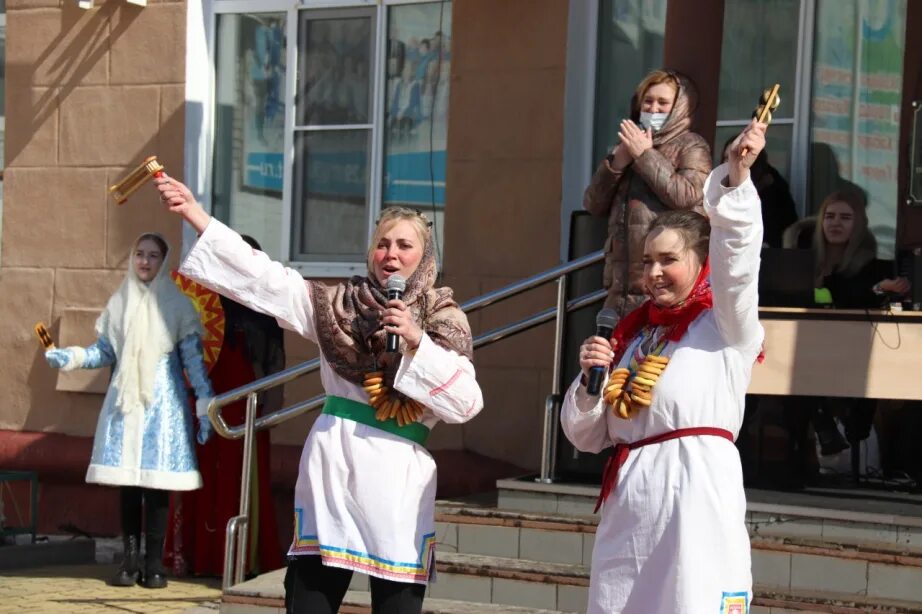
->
[[171, 271, 224, 371]]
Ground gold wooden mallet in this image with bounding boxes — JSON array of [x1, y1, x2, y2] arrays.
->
[[34, 322, 55, 350], [741, 83, 781, 158], [109, 156, 165, 205]]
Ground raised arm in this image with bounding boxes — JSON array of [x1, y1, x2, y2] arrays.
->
[[703, 121, 766, 354], [156, 176, 317, 342]]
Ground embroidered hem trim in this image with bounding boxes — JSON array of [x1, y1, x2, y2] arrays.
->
[[289, 508, 435, 583]]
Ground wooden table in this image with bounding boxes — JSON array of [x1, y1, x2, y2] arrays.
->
[[751, 308, 922, 400]]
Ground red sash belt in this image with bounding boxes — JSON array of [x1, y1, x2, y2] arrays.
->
[[594, 427, 735, 513]]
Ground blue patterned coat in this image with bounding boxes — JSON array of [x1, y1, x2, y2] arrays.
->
[[80, 334, 213, 491]]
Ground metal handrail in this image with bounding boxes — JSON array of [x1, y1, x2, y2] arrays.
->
[[206, 249, 605, 440], [460, 249, 604, 313], [213, 248, 606, 588]]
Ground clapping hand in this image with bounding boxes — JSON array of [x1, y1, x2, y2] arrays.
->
[[618, 120, 653, 160]]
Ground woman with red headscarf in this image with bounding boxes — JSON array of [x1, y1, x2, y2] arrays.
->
[[561, 120, 767, 613]]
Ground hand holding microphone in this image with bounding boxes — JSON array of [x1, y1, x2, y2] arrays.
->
[[582, 308, 618, 396], [382, 275, 423, 352]]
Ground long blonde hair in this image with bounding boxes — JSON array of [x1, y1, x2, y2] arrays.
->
[[813, 190, 876, 281]]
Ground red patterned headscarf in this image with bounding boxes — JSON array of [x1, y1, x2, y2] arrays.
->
[[611, 259, 712, 364]]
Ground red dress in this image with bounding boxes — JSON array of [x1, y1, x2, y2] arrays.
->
[[164, 330, 284, 576]]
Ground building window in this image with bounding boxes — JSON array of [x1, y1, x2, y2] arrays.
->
[[382, 3, 451, 261], [809, 0, 907, 259], [212, 11, 288, 261], [715, 0, 908, 259], [211, 0, 451, 275], [593, 0, 668, 165], [715, 0, 799, 181]]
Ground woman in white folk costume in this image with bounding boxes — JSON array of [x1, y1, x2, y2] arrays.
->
[[155, 175, 483, 614], [563, 119, 767, 614], [44, 233, 214, 589]]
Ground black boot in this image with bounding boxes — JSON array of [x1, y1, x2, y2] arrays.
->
[[141, 533, 168, 589], [141, 488, 170, 589], [110, 534, 141, 587]]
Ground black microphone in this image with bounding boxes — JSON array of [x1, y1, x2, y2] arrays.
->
[[586, 308, 618, 396], [385, 274, 407, 353]]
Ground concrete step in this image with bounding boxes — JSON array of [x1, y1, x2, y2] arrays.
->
[[753, 585, 922, 613], [221, 554, 922, 614], [223, 591, 564, 613], [439, 499, 922, 603], [219, 554, 588, 613], [496, 479, 922, 553]]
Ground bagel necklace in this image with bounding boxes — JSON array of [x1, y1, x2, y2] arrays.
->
[[603, 326, 670, 420], [363, 369, 425, 427]]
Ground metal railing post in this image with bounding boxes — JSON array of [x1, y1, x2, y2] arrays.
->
[[538, 274, 568, 483], [222, 392, 258, 589]]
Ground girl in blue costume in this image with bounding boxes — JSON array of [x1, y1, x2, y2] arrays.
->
[[45, 232, 214, 589]]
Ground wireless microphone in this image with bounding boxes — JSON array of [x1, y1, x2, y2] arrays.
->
[[385, 274, 407, 353], [586, 308, 618, 395]]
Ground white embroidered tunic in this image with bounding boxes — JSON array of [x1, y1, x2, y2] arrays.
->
[[561, 164, 764, 614], [179, 219, 484, 584]]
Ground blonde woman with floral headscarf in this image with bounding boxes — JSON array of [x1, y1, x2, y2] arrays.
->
[[45, 232, 214, 589], [155, 174, 483, 614]]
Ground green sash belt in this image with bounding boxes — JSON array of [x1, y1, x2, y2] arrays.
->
[[322, 395, 430, 446]]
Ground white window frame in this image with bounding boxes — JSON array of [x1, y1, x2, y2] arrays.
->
[[195, 0, 448, 278]]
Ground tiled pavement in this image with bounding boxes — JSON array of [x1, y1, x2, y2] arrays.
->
[[0, 564, 221, 613]]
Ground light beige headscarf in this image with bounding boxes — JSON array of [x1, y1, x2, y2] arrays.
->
[[96, 233, 202, 414]]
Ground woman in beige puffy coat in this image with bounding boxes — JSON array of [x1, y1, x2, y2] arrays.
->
[[584, 70, 712, 316]]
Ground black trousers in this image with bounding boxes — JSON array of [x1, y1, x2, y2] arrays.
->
[[284, 555, 426, 614]]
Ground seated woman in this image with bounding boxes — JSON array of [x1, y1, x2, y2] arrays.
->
[[786, 190, 912, 467], [812, 189, 909, 308]]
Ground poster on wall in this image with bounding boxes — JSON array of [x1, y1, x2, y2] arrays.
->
[[810, 0, 907, 258], [241, 15, 286, 193]]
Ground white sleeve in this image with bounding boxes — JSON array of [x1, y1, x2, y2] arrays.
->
[[703, 163, 765, 354], [393, 334, 483, 424], [560, 376, 612, 454], [179, 218, 317, 342]]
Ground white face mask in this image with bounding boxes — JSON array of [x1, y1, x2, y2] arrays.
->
[[639, 111, 669, 133]]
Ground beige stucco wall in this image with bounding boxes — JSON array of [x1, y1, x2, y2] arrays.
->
[[0, 0, 572, 469], [443, 0, 569, 471], [0, 0, 188, 436]]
